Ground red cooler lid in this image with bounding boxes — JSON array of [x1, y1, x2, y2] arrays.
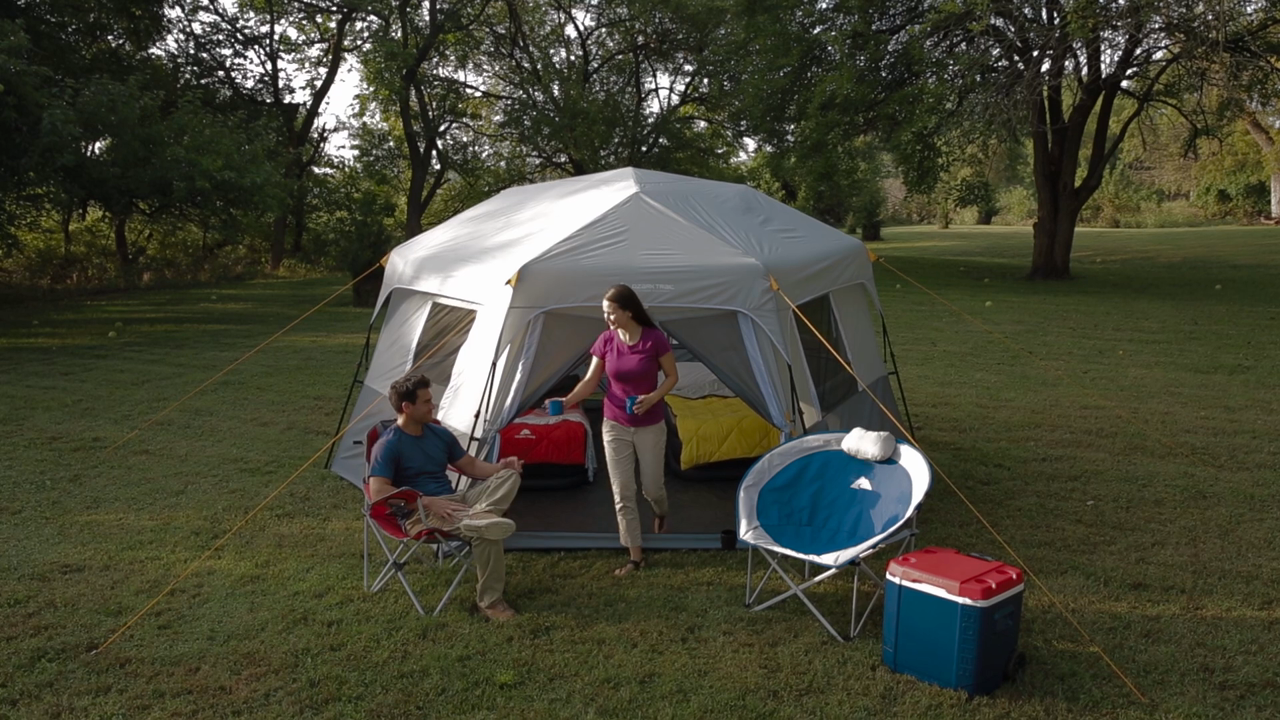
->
[[887, 547, 1024, 601]]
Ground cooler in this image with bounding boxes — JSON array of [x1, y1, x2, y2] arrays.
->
[[882, 547, 1025, 695]]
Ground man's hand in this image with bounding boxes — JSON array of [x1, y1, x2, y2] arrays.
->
[[421, 496, 470, 524], [498, 456, 524, 474]]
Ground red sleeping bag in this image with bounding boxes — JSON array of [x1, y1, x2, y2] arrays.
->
[[498, 407, 589, 466]]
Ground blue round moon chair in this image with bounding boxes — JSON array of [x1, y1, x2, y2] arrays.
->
[[737, 432, 932, 641]]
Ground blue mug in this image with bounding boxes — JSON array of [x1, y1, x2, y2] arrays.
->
[[626, 396, 639, 414], [547, 399, 564, 416]]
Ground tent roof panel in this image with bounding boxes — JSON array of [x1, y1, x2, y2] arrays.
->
[[377, 167, 877, 311]]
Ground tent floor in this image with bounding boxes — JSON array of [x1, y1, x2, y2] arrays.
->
[[502, 405, 741, 549]]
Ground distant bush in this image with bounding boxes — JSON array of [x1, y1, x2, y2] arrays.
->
[[991, 185, 1036, 225], [0, 209, 271, 295]]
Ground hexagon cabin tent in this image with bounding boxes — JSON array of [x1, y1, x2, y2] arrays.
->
[[330, 168, 910, 549]]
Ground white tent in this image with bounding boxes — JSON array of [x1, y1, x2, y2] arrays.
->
[[331, 168, 908, 549]]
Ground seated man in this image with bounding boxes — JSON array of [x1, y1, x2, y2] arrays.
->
[[368, 373, 524, 621]]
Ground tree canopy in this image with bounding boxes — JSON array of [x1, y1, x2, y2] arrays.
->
[[3, 0, 1279, 291]]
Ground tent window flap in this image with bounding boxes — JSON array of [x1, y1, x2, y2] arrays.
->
[[796, 294, 859, 417]]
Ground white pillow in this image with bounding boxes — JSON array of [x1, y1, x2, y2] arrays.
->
[[671, 362, 735, 399], [841, 427, 896, 462]]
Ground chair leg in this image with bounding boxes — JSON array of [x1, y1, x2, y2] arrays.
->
[[433, 556, 472, 617], [850, 563, 886, 637], [851, 567, 859, 639], [747, 555, 783, 607], [371, 544, 414, 593], [395, 563, 428, 615], [750, 549, 846, 642]]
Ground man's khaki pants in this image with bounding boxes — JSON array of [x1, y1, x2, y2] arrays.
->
[[602, 419, 668, 548], [419, 469, 521, 609]]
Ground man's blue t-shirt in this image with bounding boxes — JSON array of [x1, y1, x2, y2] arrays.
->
[[368, 423, 466, 497]]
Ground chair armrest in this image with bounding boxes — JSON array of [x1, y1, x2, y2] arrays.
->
[[367, 487, 436, 537], [369, 486, 424, 506]]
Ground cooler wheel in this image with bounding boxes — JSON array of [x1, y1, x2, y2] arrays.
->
[[1004, 650, 1028, 682]]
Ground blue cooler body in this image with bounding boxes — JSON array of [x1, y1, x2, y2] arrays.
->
[[882, 547, 1024, 695]]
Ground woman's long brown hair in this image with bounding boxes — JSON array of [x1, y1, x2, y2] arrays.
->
[[604, 284, 657, 328]]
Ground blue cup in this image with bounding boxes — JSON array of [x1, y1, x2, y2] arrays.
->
[[626, 396, 639, 414], [547, 399, 564, 416]]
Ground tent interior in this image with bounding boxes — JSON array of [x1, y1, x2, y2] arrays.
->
[[503, 400, 741, 550], [502, 338, 764, 550]]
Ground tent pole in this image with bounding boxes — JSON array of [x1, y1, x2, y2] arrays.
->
[[325, 323, 374, 469], [465, 360, 499, 460], [788, 365, 807, 434], [880, 315, 915, 437]]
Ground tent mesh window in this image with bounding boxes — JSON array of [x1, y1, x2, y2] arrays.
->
[[796, 294, 859, 415], [411, 303, 476, 389]]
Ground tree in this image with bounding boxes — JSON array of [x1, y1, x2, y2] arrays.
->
[[0, 0, 170, 258], [1241, 110, 1280, 218], [1215, 21, 1280, 219], [358, 0, 493, 238], [308, 122, 399, 305], [928, 1, 1280, 278], [719, 0, 948, 237], [473, 0, 740, 178], [176, 0, 360, 269], [745, 141, 890, 240]]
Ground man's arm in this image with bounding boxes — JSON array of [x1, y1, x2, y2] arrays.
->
[[454, 454, 523, 479], [369, 474, 469, 523], [368, 475, 397, 501]]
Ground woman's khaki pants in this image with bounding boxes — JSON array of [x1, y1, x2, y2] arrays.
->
[[601, 419, 668, 548]]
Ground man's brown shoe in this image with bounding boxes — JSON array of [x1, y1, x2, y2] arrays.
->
[[476, 599, 517, 621]]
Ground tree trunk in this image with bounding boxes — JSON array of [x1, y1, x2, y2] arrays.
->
[[1029, 200, 1081, 279], [352, 266, 385, 308], [405, 161, 426, 239], [269, 212, 287, 271], [60, 204, 74, 259], [113, 213, 139, 286], [860, 219, 882, 241], [291, 188, 306, 256], [1271, 172, 1280, 220], [976, 209, 994, 225], [404, 158, 448, 239]]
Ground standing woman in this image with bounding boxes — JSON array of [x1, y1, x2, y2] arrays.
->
[[551, 284, 679, 575]]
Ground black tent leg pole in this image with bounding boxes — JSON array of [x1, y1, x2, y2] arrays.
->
[[465, 360, 499, 460], [788, 365, 807, 434], [325, 326, 373, 469], [881, 316, 915, 438]]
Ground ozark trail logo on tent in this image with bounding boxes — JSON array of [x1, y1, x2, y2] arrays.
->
[[517, 429, 535, 438], [629, 283, 675, 291]]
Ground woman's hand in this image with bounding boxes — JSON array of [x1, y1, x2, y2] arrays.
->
[[632, 393, 660, 415]]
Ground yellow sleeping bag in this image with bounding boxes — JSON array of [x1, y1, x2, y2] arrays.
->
[[666, 395, 780, 470]]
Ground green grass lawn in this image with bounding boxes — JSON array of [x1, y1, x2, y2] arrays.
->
[[2, 226, 1277, 718]]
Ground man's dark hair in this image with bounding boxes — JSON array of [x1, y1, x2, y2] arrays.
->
[[388, 374, 431, 414]]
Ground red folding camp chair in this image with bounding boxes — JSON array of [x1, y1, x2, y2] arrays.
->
[[362, 420, 472, 616]]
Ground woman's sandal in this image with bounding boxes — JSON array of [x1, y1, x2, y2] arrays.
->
[[613, 557, 646, 576]]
